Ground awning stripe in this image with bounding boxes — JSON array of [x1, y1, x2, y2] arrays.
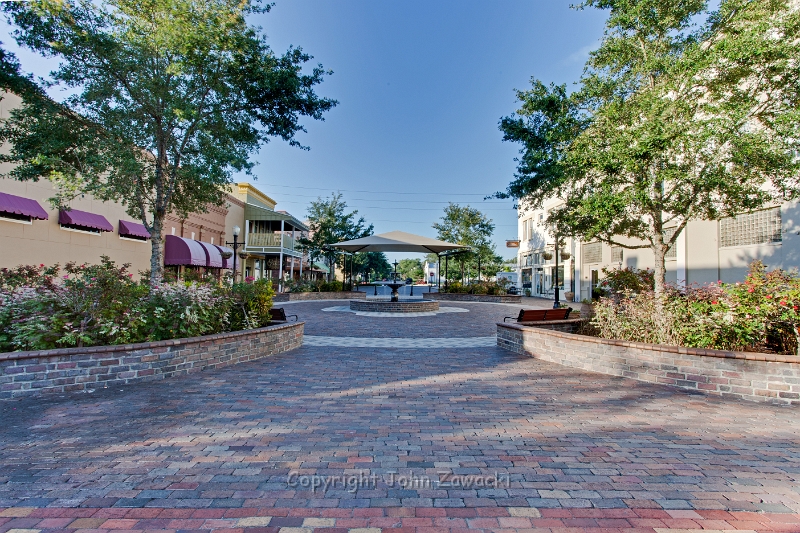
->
[[0, 192, 49, 220], [213, 245, 234, 269], [58, 209, 113, 232], [164, 235, 208, 267], [195, 241, 223, 268]]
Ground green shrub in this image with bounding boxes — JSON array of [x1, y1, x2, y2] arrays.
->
[[0, 259, 279, 353], [600, 266, 654, 295], [229, 279, 275, 330], [590, 262, 800, 355]]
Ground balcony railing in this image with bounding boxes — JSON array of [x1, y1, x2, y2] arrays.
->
[[246, 233, 295, 249]]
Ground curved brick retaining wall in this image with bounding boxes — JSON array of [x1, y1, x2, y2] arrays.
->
[[274, 291, 366, 302], [349, 299, 439, 313], [0, 322, 304, 400], [497, 322, 800, 405], [430, 293, 522, 304]]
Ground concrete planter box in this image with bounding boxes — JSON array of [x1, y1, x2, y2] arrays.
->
[[429, 293, 522, 303], [274, 291, 366, 302], [0, 321, 304, 400], [497, 322, 800, 405]]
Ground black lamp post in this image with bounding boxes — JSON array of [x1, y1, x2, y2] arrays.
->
[[226, 225, 243, 282], [552, 236, 561, 309]]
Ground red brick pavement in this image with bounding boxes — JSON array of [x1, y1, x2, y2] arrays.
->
[[1, 506, 799, 531], [1, 301, 799, 532]]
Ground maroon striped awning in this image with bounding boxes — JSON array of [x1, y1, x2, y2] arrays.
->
[[196, 241, 223, 268], [164, 235, 208, 266], [118, 220, 151, 239], [0, 192, 49, 220], [58, 209, 113, 232], [214, 245, 234, 269]]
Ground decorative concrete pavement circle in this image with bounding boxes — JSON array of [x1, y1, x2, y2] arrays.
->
[[320, 304, 469, 317], [303, 335, 497, 348]]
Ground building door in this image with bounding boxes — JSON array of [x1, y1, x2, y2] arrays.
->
[[590, 269, 599, 297]]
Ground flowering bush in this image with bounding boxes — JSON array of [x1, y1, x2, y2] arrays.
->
[[0, 259, 276, 352], [591, 262, 800, 355]]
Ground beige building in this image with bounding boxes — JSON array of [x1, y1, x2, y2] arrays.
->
[[517, 198, 800, 302], [226, 183, 310, 288]]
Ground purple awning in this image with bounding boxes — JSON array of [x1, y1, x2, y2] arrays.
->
[[164, 235, 207, 266], [214, 245, 234, 269], [0, 192, 49, 220], [59, 209, 113, 232], [119, 220, 151, 239], [195, 240, 223, 268]]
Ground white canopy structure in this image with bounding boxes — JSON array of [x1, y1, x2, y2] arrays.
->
[[331, 230, 468, 254]]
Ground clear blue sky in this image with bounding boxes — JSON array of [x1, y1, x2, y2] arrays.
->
[[2, 0, 609, 261], [249, 0, 608, 261]]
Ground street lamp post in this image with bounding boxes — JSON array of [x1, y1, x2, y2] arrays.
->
[[553, 236, 561, 309], [226, 225, 243, 283]]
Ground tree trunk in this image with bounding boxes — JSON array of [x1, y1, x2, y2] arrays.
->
[[653, 242, 667, 296], [149, 215, 164, 285]]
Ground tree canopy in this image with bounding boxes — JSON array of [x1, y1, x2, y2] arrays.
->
[[433, 203, 501, 282], [0, 0, 336, 283], [396, 258, 424, 281], [298, 193, 373, 281], [498, 0, 800, 294]]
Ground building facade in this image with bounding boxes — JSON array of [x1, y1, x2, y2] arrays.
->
[[226, 183, 309, 289], [517, 199, 800, 302]]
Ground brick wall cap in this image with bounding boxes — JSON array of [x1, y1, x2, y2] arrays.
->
[[0, 321, 304, 362], [496, 322, 800, 364]]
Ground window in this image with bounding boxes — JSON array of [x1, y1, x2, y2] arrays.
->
[[0, 212, 32, 224], [582, 242, 602, 264], [720, 207, 782, 248], [663, 227, 677, 259], [171, 227, 176, 235], [191, 231, 195, 239], [611, 246, 623, 264], [522, 219, 528, 241]]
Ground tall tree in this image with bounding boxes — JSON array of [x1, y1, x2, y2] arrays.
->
[[396, 258, 424, 281], [433, 203, 497, 282], [351, 251, 391, 282], [498, 0, 799, 294], [0, 0, 336, 284], [298, 193, 373, 282]]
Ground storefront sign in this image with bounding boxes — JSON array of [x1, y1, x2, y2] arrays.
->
[[506, 240, 520, 248]]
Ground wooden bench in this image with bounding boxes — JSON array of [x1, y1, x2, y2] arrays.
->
[[269, 308, 298, 322], [503, 308, 571, 323]]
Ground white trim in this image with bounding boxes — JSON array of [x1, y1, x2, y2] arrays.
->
[[0, 215, 32, 225], [60, 224, 101, 235]]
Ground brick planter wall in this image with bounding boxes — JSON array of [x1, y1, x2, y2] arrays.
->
[[0, 321, 304, 400], [497, 322, 800, 405], [430, 293, 522, 304], [350, 299, 439, 313], [274, 291, 366, 302]]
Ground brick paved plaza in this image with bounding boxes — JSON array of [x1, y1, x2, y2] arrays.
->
[[2, 300, 800, 532]]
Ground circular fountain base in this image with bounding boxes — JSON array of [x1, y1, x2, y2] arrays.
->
[[350, 299, 439, 313]]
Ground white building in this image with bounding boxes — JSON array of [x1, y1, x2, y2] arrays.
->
[[517, 199, 800, 302]]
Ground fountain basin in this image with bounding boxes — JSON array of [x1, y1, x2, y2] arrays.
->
[[349, 299, 439, 313]]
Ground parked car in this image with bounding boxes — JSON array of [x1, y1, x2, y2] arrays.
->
[[507, 286, 518, 295], [405, 278, 413, 285]]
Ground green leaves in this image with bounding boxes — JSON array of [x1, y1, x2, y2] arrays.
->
[[500, 0, 799, 293], [1, 0, 336, 282], [298, 193, 374, 280]]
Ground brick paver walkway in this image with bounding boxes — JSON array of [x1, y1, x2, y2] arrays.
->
[[1, 301, 799, 532]]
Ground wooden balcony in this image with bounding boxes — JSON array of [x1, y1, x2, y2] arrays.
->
[[246, 233, 295, 249]]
